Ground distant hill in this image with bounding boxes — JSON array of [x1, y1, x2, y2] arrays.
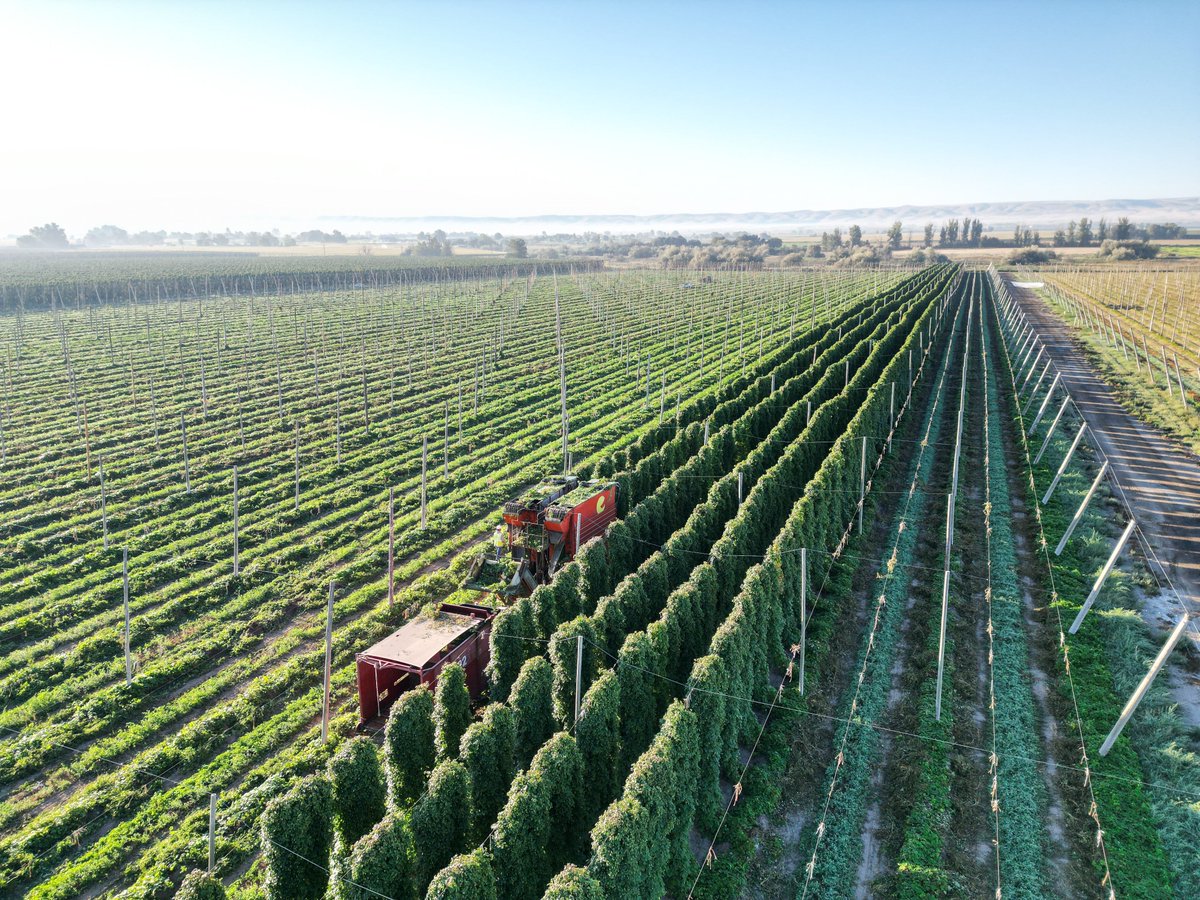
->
[[325, 197, 1200, 236]]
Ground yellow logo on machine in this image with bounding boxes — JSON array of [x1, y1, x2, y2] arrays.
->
[[596, 494, 606, 514]]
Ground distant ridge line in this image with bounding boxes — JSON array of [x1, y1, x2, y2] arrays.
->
[[321, 197, 1200, 234]]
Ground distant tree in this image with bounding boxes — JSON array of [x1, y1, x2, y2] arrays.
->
[[887, 221, 903, 249], [830, 227, 843, 248], [1007, 246, 1058, 264], [1114, 216, 1132, 240], [16, 222, 69, 249], [945, 219, 959, 244], [1066, 220, 1077, 245], [433, 663, 472, 761], [506, 238, 528, 258], [970, 219, 983, 246], [923, 223, 934, 247], [1096, 218, 1108, 243], [961, 218, 970, 243], [1077, 217, 1093, 247], [848, 225, 862, 247], [84, 224, 129, 247], [1053, 230, 1067, 247], [938, 225, 948, 246]]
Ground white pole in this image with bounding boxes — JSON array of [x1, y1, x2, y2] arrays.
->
[[888, 382, 895, 452], [232, 466, 239, 576], [99, 457, 109, 550], [122, 547, 132, 685], [1043, 424, 1091, 504], [322, 582, 334, 744], [737, 470, 743, 506], [1033, 394, 1072, 465], [799, 547, 807, 696], [1069, 518, 1137, 633], [180, 412, 190, 492], [1028, 373, 1062, 434], [208, 793, 217, 872], [858, 436, 866, 533], [1099, 615, 1190, 756], [575, 512, 582, 556], [1022, 360, 1053, 414], [293, 425, 301, 511], [420, 436, 428, 529], [935, 568, 949, 720], [573, 633, 584, 726], [1055, 460, 1108, 553], [387, 486, 395, 608]]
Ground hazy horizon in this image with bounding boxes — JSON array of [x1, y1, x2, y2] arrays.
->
[[2, 0, 1198, 237]]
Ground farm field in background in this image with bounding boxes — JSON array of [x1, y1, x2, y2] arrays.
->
[[0, 261, 1196, 900]]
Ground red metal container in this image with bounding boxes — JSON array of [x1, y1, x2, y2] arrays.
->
[[355, 602, 495, 724]]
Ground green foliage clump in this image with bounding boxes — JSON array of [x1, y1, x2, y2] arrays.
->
[[176, 869, 227, 900], [548, 616, 600, 728], [261, 775, 333, 900], [491, 733, 585, 900], [424, 849, 497, 900], [510, 656, 555, 766], [385, 687, 437, 806], [542, 864, 604, 898], [574, 669, 623, 822], [434, 663, 472, 761], [411, 760, 472, 890], [486, 599, 536, 702], [588, 702, 700, 899], [460, 703, 516, 842], [342, 813, 418, 900], [328, 736, 387, 848]]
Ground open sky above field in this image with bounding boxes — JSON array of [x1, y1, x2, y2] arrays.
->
[[2, 0, 1198, 233]]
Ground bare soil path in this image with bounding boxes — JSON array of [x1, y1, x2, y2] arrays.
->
[[1009, 282, 1200, 631]]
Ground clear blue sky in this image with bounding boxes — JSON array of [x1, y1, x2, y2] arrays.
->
[[1, 0, 1197, 232]]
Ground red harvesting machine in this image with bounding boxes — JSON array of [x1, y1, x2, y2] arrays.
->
[[356, 475, 618, 724]]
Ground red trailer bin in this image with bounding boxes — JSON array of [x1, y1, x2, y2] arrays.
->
[[356, 602, 496, 724]]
